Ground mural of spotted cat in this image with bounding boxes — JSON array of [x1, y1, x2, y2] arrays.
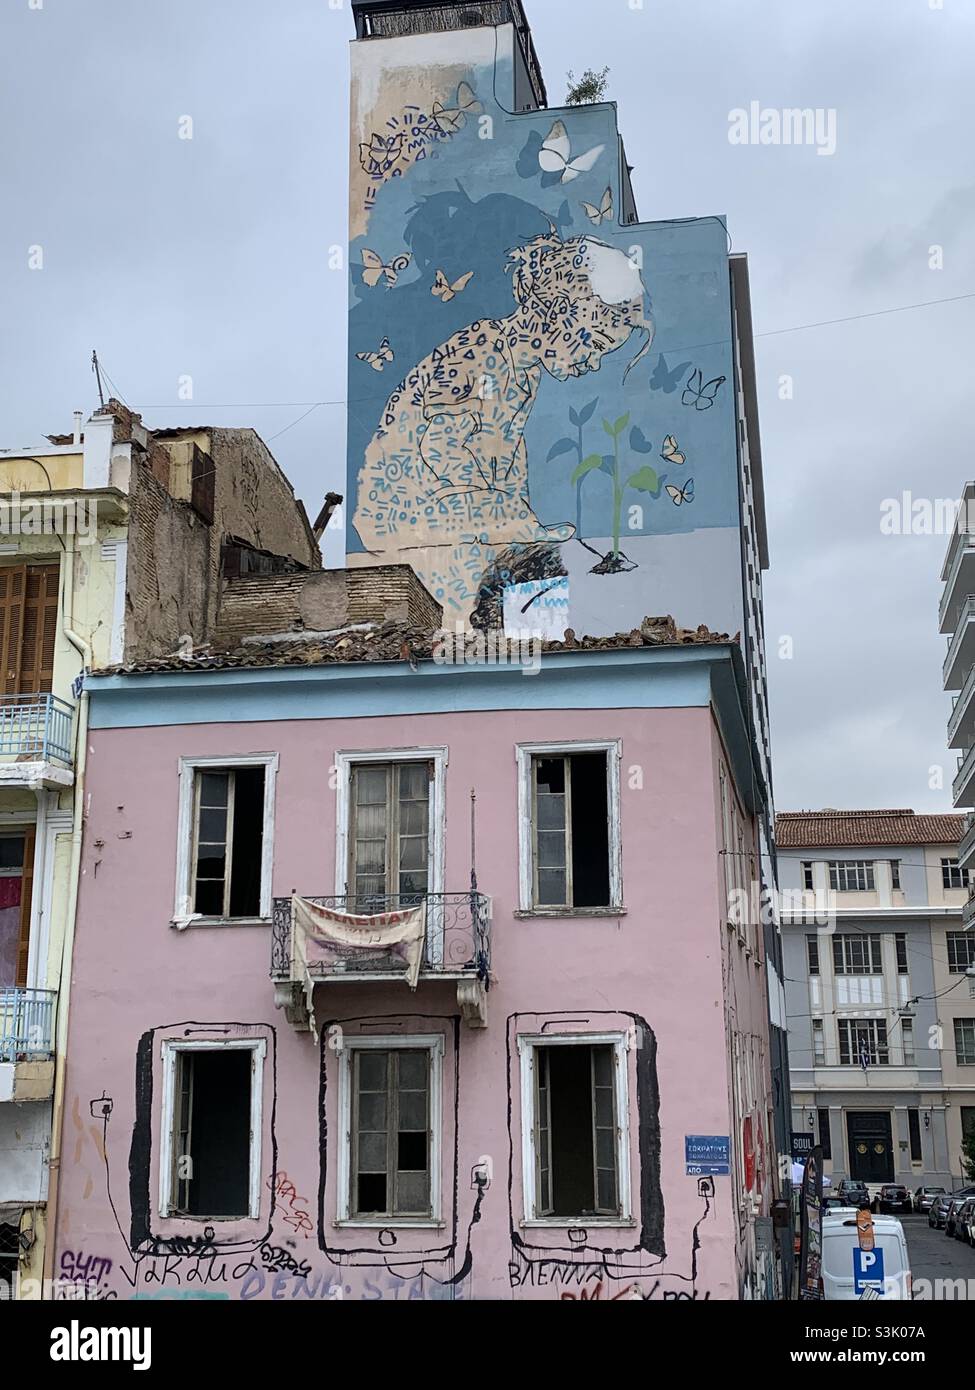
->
[[351, 229, 652, 621]]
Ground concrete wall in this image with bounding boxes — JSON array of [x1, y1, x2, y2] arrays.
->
[[54, 699, 776, 1300], [345, 25, 744, 638]]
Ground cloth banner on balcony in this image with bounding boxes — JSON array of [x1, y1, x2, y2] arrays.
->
[[291, 896, 427, 1040]]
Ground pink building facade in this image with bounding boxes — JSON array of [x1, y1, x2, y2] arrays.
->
[[53, 642, 782, 1301]]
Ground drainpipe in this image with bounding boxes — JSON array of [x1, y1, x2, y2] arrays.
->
[[40, 533, 91, 1292]]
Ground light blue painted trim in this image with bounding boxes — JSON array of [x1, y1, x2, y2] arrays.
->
[[87, 645, 726, 729]]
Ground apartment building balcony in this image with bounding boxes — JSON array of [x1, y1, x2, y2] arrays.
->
[[0, 987, 56, 1102], [271, 892, 491, 1028], [0, 694, 75, 790], [958, 814, 975, 875], [939, 533, 975, 633], [953, 742, 975, 808], [943, 596, 975, 691], [947, 662, 975, 751]]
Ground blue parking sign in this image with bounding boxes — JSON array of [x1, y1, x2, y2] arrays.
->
[[853, 1246, 885, 1295]]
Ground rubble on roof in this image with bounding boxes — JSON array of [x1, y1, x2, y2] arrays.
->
[[96, 614, 736, 677]]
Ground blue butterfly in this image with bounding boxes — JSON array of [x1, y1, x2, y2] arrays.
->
[[650, 353, 691, 393]]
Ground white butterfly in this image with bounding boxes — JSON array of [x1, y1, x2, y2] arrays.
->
[[431, 81, 482, 134], [538, 120, 605, 183], [666, 479, 695, 506], [356, 337, 394, 372], [660, 435, 686, 466], [582, 186, 613, 225], [361, 249, 411, 288], [432, 269, 474, 302]]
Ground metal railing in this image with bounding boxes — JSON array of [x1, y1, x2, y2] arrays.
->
[[271, 892, 491, 983], [0, 987, 56, 1062], [0, 694, 74, 765], [954, 744, 975, 804], [943, 596, 975, 688], [948, 663, 975, 747], [940, 532, 975, 630]]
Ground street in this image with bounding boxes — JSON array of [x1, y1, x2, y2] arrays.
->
[[902, 1214, 975, 1298]]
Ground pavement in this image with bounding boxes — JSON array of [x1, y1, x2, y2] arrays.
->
[[902, 1212, 975, 1297]]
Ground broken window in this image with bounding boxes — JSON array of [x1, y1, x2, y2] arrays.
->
[[349, 761, 430, 905], [531, 752, 610, 908], [351, 1047, 432, 1219], [169, 1047, 254, 1218], [192, 767, 265, 917], [532, 1043, 619, 1219]]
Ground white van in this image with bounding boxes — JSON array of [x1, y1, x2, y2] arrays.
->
[[820, 1212, 912, 1300]]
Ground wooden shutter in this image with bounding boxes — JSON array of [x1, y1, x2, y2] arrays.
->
[[16, 826, 35, 987], [0, 565, 26, 696], [19, 565, 59, 695]]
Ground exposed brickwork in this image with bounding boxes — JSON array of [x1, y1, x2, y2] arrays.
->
[[217, 567, 441, 643]]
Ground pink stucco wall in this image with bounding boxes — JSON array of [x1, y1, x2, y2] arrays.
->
[[54, 705, 774, 1301]]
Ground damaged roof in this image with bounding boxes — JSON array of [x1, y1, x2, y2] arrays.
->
[[95, 614, 737, 678]]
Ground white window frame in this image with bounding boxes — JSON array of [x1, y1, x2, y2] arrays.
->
[[516, 1031, 632, 1227], [828, 860, 875, 892], [515, 740, 622, 914], [158, 1038, 267, 1220], [335, 1033, 444, 1227], [174, 753, 278, 923]]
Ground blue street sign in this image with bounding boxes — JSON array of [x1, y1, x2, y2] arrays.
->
[[853, 1246, 886, 1295], [685, 1134, 731, 1176]]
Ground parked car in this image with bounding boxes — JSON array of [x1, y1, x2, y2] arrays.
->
[[944, 1188, 975, 1237], [820, 1213, 911, 1300], [929, 1192, 957, 1229], [877, 1184, 912, 1214], [953, 1196, 975, 1246], [835, 1179, 871, 1208], [823, 1195, 855, 1212], [913, 1185, 947, 1214]]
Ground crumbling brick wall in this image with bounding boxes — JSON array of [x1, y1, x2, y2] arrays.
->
[[217, 567, 442, 644]]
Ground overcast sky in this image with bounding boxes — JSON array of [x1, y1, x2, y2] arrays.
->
[[2, 0, 972, 816]]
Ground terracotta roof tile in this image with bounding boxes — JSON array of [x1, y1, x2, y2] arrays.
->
[[776, 809, 965, 849]]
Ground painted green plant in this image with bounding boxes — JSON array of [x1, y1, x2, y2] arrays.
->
[[546, 397, 599, 537], [571, 414, 667, 573]]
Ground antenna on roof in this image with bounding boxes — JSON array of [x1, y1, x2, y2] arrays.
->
[[91, 350, 105, 407]]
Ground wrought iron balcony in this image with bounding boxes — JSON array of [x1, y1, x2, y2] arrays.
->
[[271, 892, 491, 1028], [0, 987, 56, 1063], [0, 693, 74, 766]]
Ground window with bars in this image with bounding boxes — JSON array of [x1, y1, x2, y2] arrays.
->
[[350, 1046, 433, 1219], [947, 932, 975, 974], [531, 1042, 620, 1220], [349, 761, 431, 904], [530, 752, 610, 909], [832, 933, 882, 976], [828, 861, 875, 892], [954, 1018, 975, 1065], [838, 1018, 889, 1066], [941, 858, 967, 890], [191, 767, 265, 917]]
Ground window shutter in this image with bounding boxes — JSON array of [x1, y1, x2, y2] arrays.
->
[[19, 565, 59, 695], [191, 445, 215, 525], [0, 565, 26, 696], [16, 825, 35, 987]]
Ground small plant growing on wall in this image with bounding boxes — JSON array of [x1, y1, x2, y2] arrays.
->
[[572, 415, 667, 574], [566, 67, 610, 106], [546, 397, 600, 538]]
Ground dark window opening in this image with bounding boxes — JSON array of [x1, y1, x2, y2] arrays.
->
[[908, 1109, 922, 1163], [895, 934, 908, 974], [817, 1108, 831, 1160], [806, 934, 820, 976], [802, 862, 814, 891], [172, 1048, 252, 1218], [534, 1043, 617, 1218], [532, 752, 611, 909], [193, 767, 265, 917]]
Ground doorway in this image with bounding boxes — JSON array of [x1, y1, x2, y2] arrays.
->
[[846, 1111, 894, 1182]]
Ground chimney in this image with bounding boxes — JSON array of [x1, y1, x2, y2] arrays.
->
[[313, 492, 344, 542], [72, 411, 83, 445]]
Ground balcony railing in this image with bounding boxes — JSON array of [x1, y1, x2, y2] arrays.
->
[[0, 987, 56, 1062], [271, 892, 490, 980], [944, 596, 975, 688], [0, 694, 74, 766], [954, 743, 975, 805]]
